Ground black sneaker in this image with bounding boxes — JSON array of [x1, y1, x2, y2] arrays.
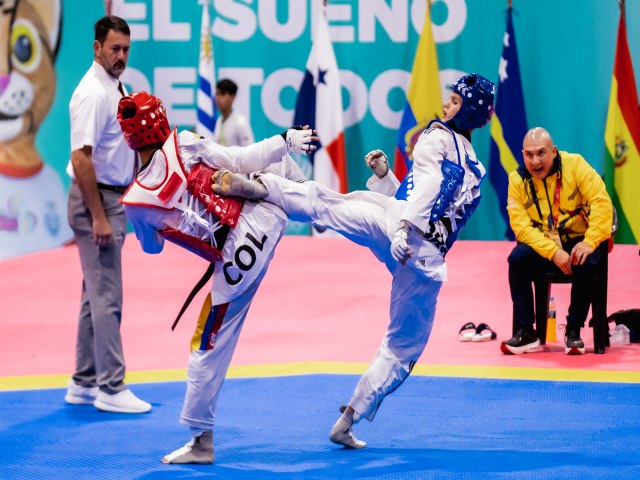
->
[[500, 329, 541, 355], [564, 327, 586, 355]]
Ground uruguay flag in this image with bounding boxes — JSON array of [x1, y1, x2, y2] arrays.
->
[[293, 1, 347, 194], [488, 7, 528, 240], [195, 0, 217, 138], [393, 4, 442, 182]]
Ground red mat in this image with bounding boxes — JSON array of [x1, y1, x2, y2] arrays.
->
[[1, 237, 639, 377]]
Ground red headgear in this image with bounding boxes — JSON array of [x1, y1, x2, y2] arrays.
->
[[117, 91, 171, 151]]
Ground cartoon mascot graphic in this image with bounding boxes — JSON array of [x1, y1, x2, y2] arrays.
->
[[0, 0, 72, 259]]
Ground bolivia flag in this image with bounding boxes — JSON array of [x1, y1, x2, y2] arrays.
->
[[604, 11, 640, 244]]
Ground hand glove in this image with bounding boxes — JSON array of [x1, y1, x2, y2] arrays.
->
[[390, 221, 412, 265], [285, 127, 317, 154], [365, 149, 389, 178]]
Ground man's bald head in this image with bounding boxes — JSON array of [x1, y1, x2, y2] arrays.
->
[[523, 127, 553, 149], [522, 127, 558, 179]]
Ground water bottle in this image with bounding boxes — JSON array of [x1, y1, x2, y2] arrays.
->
[[546, 296, 557, 342]]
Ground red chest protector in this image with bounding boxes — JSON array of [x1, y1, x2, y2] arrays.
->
[[187, 163, 244, 227]]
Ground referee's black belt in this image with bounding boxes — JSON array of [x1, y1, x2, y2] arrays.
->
[[97, 182, 128, 194]]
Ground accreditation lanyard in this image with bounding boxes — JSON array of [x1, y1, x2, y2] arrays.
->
[[528, 171, 562, 231]]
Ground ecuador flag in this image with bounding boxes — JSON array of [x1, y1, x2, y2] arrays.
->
[[393, 4, 441, 181], [604, 11, 640, 244]]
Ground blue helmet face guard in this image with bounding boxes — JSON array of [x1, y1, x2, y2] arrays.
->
[[449, 73, 496, 131]]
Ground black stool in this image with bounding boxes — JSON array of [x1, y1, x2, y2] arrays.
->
[[533, 240, 611, 354]]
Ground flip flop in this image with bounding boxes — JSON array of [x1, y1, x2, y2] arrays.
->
[[471, 323, 497, 342], [458, 322, 476, 342]]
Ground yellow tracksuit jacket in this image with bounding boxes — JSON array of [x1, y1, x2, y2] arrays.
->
[[506, 151, 613, 260]]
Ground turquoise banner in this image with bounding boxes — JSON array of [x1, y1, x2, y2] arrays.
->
[[2, 0, 639, 257]]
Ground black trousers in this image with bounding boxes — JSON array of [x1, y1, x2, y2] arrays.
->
[[508, 239, 603, 332]]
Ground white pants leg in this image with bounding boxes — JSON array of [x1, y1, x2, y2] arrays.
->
[[179, 269, 266, 430], [350, 265, 442, 421], [258, 173, 445, 423], [178, 201, 286, 431]]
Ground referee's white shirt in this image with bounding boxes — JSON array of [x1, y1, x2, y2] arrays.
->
[[66, 61, 135, 186]]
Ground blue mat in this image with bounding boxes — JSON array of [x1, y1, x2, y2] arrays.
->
[[1, 375, 639, 479]]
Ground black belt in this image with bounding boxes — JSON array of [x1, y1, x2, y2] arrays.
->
[[171, 263, 215, 331], [97, 182, 128, 194], [170, 225, 230, 331]]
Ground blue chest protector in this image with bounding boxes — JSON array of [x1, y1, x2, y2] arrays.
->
[[395, 120, 484, 253]]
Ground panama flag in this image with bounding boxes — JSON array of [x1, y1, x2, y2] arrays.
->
[[604, 7, 640, 244], [488, 6, 528, 240], [393, 3, 441, 181], [293, 1, 347, 194], [195, 0, 217, 138]]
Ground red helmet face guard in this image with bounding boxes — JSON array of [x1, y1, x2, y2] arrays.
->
[[117, 91, 171, 151]]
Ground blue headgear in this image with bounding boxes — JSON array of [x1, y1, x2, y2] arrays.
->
[[449, 73, 496, 131]]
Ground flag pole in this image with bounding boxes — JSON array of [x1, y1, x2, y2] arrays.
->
[[195, 0, 217, 138], [619, 0, 625, 23]]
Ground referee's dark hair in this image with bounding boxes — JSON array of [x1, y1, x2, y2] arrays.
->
[[94, 15, 130, 44]]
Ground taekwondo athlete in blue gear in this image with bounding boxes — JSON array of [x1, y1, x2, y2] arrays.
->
[[211, 73, 496, 449]]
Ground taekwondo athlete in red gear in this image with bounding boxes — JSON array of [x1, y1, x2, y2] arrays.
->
[[116, 91, 316, 464], [213, 73, 496, 449]]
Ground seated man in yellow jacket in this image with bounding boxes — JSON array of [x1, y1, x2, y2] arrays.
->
[[501, 127, 613, 355]]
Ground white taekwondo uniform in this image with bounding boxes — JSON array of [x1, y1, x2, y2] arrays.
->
[[255, 121, 485, 422], [122, 129, 305, 430]]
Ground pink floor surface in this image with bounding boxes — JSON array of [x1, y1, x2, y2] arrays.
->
[[1, 236, 639, 378]]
